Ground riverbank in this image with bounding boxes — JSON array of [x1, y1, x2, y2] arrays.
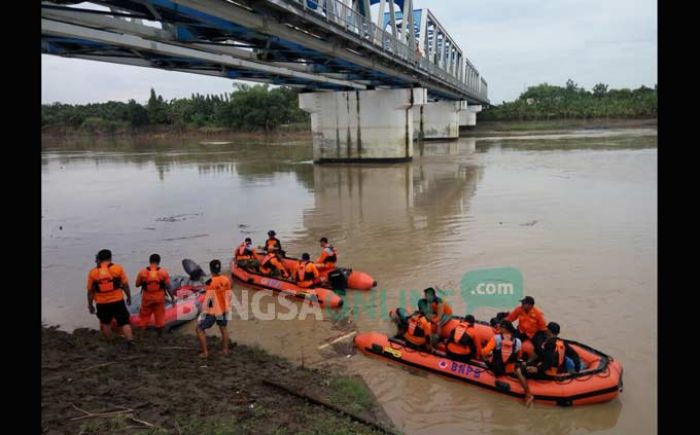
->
[[41, 326, 396, 434], [463, 117, 657, 136]]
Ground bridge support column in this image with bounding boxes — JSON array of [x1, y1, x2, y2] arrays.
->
[[413, 101, 464, 141], [459, 104, 483, 132], [299, 88, 427, 163]]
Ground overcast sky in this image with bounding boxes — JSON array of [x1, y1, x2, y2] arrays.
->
[[41, 0, 657, 105]]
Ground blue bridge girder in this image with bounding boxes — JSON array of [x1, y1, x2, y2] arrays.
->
[[41, 0, 489, 104]]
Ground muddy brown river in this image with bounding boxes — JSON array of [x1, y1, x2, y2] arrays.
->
[[42, 128, 657, 434]]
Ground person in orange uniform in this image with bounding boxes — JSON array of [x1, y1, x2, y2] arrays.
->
[[86, 249, 134, 346], [315, 237, 338, 271], [482, 320, 533, 406], [134, 253, 173, 340], [265, 230, 283, 254], [196, 260, 232, 358], [296, 253, 320, 288], [403, 300, 433, 351], [505, 296, 548, 360], [445, 314, 482, 362], [422, 287, 453, 339], [526, 322, 582, 378], [259, 247, 289, 278], [235, 237, 258, 270]]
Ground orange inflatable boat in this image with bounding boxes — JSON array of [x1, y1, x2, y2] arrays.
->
[[229, 259, 344, 309], [354, 316, 623, 406], [126, 285, 203, 330], [254, 250, 377, 291]]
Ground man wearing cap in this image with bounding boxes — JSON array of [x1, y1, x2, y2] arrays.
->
[[264, 230, 282, 254], [525, 322, 583, 377], [505, 296, 548, 360]]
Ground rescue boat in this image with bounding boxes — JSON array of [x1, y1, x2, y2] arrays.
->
[[265, 251, 377, 291], [354, 315, 623, 406], [229, 259, 344, 309]]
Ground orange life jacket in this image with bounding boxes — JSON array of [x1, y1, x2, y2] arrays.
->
[[447, 322, 475, 355], [265, 238, 281, 251], [319, 245, 337, 264], [545, 339, 567, 375], [142, 266, 166, 293], [92, 263, 122, 295], [407, 315, 428, 338], [236, 242, 253, 259], [297, 261, 317, 281], [494, 334, 521, 365]]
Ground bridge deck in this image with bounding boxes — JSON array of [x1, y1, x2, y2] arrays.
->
[[41, 0, 489, 104]]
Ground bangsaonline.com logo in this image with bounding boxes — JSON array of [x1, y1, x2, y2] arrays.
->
[[176, 267, 524, 321]]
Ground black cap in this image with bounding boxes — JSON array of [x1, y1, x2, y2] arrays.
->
[[149, 253, 161, 264], [96, 249, 112, 262], [520, 296, 535, 305], [301, 253, 310, 261], [547, 322, 560, 335], [464, 315, 475, 325], [268, 230, 276, 236], [209, 259, 221, 274]]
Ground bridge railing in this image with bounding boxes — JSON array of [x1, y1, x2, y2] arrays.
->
[[289, 0, 483, 99]]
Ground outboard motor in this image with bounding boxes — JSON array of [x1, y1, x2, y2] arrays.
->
[[182, 258, 205, 281], [327, 268, 349, 291]]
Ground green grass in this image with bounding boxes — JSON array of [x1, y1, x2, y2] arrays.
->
[[328, 377, 374, 415]]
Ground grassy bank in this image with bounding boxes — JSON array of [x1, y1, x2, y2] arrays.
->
[[41, 326, 396, 434]]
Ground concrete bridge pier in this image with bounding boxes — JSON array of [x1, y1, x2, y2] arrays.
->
[[459, 104, 483, 132], [413, 101, 468, 141], [299, 88, 427, 163]]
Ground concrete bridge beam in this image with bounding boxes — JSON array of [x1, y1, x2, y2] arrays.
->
[[459, 104, 483, 130]]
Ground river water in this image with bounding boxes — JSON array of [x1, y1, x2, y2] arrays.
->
[[42, 127, 657, 434]]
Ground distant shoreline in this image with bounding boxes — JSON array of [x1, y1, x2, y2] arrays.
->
[[41, 117, 657, 148]]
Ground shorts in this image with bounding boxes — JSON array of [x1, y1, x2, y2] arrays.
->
[[96, 300, 130, 326], [139, 298, 166, 328], [198, 314, 228, 330]]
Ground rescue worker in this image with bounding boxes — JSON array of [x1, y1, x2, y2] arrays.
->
[[422, 287, 453, 340], [445, 314, 482, 362], [86, 249, 134, 346], [505, 296, 548, 361], [265, 230, 283, 255], [196, 260, 232, 358], [315, 237, 338, 271], [259, 247, 289, 278], [234, 237, 258, 270], [134, 253, 173, 340], [482, 320, 533, 406], [403, 300, 433, 351], [526, 322, 583, 377], [296, 253, 320, 288]]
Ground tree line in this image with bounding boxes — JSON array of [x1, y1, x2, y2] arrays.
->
[[480, 80, 657, 121], [42, 84, 310, 134]]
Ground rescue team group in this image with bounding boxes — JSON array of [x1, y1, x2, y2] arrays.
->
[[86, 231, 576, 406]]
